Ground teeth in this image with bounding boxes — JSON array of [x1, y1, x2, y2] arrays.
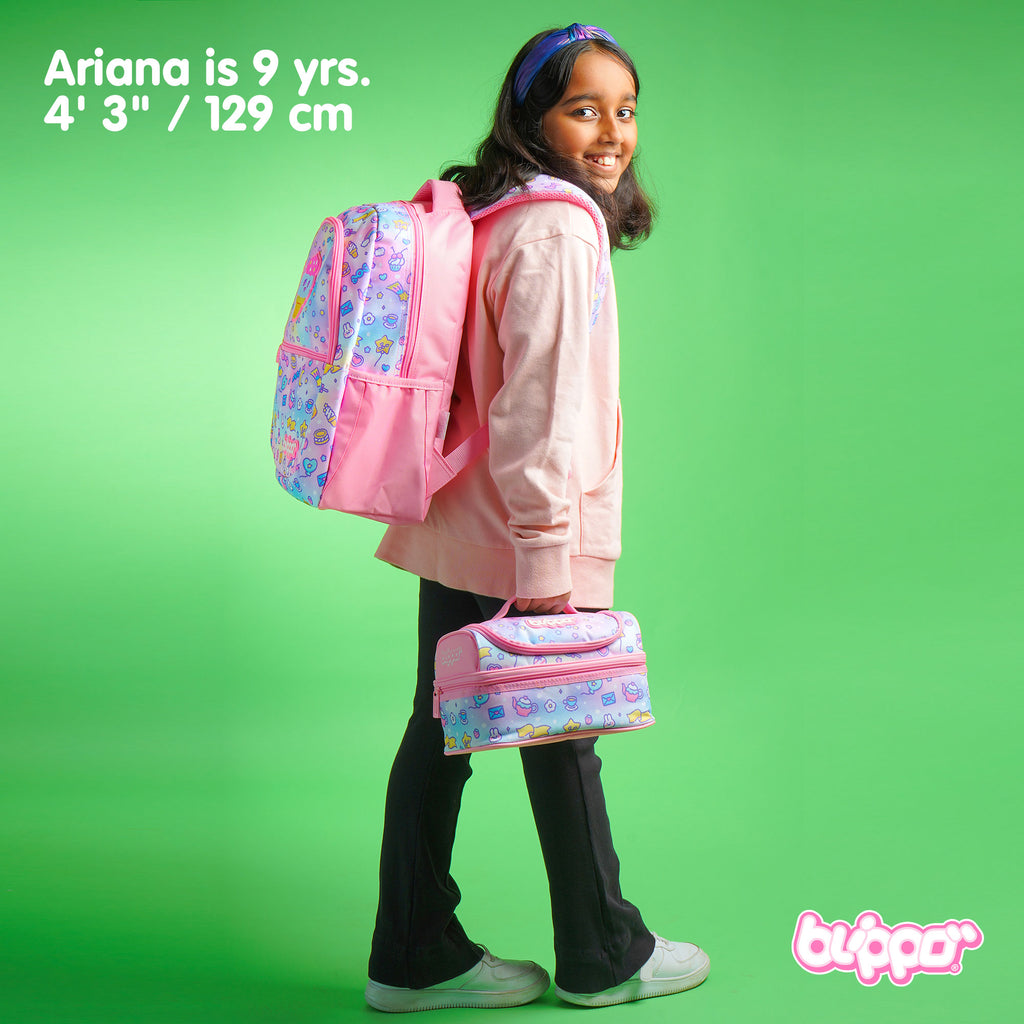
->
[[590, 155, 616, 167]]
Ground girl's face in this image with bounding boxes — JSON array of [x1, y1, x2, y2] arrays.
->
[[541, 50, 638, 192]]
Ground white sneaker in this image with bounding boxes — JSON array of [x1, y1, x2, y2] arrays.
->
[[555, 934, 710, 1007], [365, 947, 550, 1012]]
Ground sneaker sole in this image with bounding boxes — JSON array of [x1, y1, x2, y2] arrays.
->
[[365, 972, 550, 1013], [554, 955, 710, 1008]]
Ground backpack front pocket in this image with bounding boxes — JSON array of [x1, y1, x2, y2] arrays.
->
[[320, 371, 443, 524]]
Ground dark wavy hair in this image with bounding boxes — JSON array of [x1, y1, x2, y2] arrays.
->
[[441, 30, 655, 251]]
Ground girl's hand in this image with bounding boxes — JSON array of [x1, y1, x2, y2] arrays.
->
[[514, 593, 572, 615]]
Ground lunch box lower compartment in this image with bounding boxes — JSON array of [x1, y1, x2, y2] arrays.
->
[[435, 665, 653, 754]]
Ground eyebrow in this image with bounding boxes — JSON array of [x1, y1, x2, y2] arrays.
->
[[558, 91, 637, 107]]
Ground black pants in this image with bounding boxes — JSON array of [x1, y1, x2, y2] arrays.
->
[[368, 579, 654, 993]]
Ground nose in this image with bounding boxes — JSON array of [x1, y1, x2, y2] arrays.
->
[[599, 114, 623, 143]]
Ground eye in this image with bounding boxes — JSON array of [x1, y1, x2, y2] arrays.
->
[[617, 107, 636, 120], [571, 106, 598, 118]]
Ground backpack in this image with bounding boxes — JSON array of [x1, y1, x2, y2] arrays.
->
[[270, 175, 610, 525]]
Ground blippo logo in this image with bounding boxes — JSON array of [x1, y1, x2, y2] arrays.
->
[[793, 910, 983, 986], [435, 646, 465, 670], [281, 435, 299, 463]]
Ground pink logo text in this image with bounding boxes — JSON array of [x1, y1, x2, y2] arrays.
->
[[793, 909, 983, 986]]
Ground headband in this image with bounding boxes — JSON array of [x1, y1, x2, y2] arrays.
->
[[512, 23, 619, 106]]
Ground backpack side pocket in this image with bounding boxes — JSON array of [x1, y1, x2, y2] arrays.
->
[[320, 371, 443, 524]]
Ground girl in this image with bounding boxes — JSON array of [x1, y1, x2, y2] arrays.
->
[[366, 24, 709, 1011]]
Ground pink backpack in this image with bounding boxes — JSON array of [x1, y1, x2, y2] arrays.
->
[[270, 175, 609, 524]]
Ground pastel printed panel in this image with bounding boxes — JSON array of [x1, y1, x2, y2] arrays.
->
[[341, 204, 414, 379], [437, 669, 654, 753], [475, 611, 633, 662], [270, 349, 347, 505], [282, 219, 336, 359]]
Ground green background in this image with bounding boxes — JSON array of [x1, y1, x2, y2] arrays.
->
[[2, 1, 1020, 1021]]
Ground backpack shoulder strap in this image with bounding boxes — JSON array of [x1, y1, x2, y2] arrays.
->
[[429, 176, 612, 498], [469, 174, 610, 329]]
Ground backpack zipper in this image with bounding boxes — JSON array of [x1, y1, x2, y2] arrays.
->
[[325, 215, 346, 364], [398, 202, 424, 376]]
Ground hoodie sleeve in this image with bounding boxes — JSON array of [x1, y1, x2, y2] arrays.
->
[[485, 223, 599, 600]]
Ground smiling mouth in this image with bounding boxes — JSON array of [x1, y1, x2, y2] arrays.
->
[[586, 154, 618, 168]]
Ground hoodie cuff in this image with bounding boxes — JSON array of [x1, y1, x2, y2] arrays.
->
[[514, 542, 572, 601]]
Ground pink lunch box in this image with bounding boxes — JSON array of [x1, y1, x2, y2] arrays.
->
[[433, 600, 654, 754]]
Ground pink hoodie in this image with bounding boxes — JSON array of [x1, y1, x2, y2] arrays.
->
[[375, 199, 622, 608]]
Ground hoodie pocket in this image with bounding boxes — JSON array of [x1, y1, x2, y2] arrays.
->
[[579, 405, 622, 559]]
